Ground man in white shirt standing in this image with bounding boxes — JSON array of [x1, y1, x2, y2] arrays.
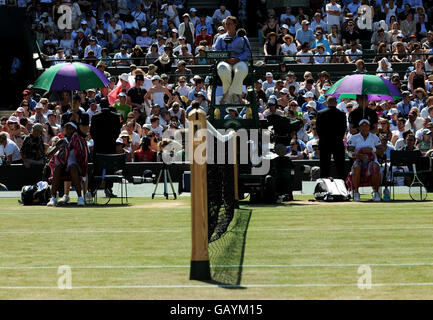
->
[[326, 0, 342, 33]]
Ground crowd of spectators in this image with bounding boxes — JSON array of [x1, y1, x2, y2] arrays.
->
[[261, 1, 433, 68], [1, 0, 433, 203]]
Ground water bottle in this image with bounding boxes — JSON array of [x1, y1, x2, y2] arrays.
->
[[246, 107, 252, 119], [214, 107, 220, 120], [383, 186, 390, 202]]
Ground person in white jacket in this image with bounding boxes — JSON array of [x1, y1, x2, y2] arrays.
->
[[178, 14, 195, 46]]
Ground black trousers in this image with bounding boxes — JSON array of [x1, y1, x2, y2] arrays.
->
[[319, 143, 347, 181]]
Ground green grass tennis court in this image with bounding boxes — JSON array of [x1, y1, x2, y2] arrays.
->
[[1, 195, 433, 299]]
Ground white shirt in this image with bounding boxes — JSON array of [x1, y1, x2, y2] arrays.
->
[[326, 3, 342, 27], [296, 51, 313, 64], [175, 84, 191, 97], [135, 36, 153, 48], [0, 139, 21, 162], [345, 48, 362, 61], [348, 132, 381, 153], [281, 42, 297, 55], [262, 80, 276, 91]]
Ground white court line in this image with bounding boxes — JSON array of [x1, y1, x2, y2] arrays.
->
[[2, 262, 433, 270], [2, 282, 433, 289], [2, 225, 433, 235]]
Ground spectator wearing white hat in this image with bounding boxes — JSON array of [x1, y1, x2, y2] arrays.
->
[[135, 28, 153, 51], [30, 103, 48, 125], [387, 107, 399, 131], [265, 80, 284, 99], [262, 72, 276, 91]]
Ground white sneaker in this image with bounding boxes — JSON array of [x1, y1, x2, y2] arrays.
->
[[353, 192, 361, 202], [47, 197, 58, 206], [77, 197, 85, 206], [58, 194, 70, 205], [373, 192, 381, 202]]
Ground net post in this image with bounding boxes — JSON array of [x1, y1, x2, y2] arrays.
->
[[233, 131, 239, 202], [188, 108, 211, 281]]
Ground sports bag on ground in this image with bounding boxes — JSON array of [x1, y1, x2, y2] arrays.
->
[[20, 181, 51, 205], [314, 178, 351, 201]]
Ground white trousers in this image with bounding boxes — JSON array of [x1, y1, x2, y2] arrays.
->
[[217, 61, 248, 98]]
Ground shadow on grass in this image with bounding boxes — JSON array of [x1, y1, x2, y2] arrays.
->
[[243, 200, 313, 208], [202, 279, 246, 289]]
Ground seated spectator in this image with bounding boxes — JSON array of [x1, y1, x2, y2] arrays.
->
[[195, 26, 213, 47], [341, 21, 360, 46], [347, 119, 382, 202], [4, 116, 27, 149], [0, 131, 21, 164], [194, 46, 208, 65], [154, 53, 174, 75], [310, 12, 327, 32], [113, 45, 132, 66], [416, 14, 430, 40], [417, 129, 432, 155], [345, 40, 362, 63], [413, 88, 427, 111], [422, 31, 433, 51], [331, 45, 346, 63], [405, 109, 424, 132], [30, 103, 48, 124], [130, 45, 146, 66], [371, 28, 390, 51], [287, 138, 308, 159], [400, 12, 416, 39], [401, 132, 421, 152], [264, 32, 281, 63], [261, 15, 280, 42], [392, 42, 409, 62], [376, 57, 393, 78], [281, 34, 297, 61], [410, 42, 425, 62], [327, 24, 341, 52], [388, 22, 402, 43], [262, 96, 284, 118], [311, 30, 331, 54], [313, 44, 330, 64], [20, 123, 46, 168], [295, 20, 314, 49], [296, 42, 313, 64], [134, 136, 157, 162]]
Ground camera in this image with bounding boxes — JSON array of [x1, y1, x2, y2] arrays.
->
[[132, 169, 155, 184]]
